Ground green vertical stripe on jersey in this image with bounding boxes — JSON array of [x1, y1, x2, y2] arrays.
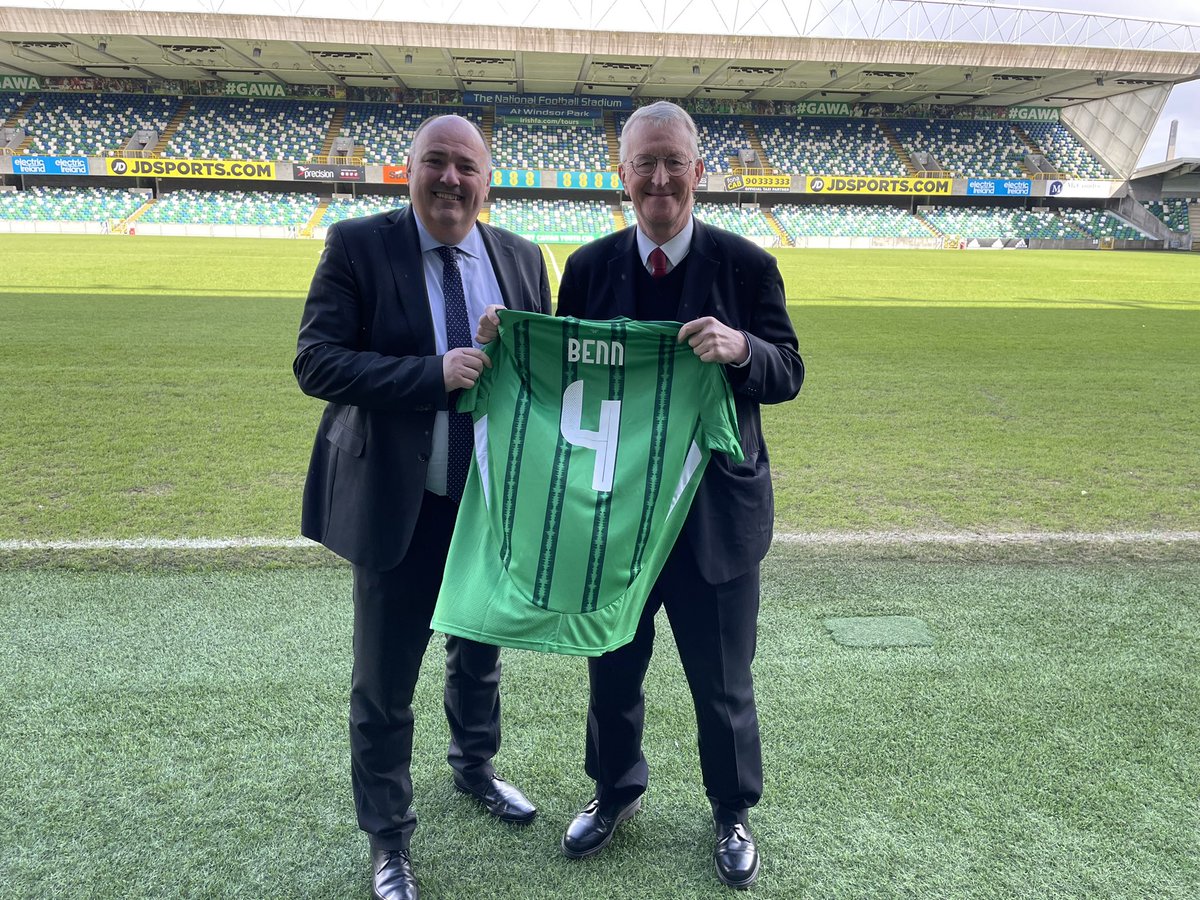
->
[[580, 320, 628, 613], [499, 318, 532, 568], [628, 335, 675, 584], [532, 317, 580, 609]]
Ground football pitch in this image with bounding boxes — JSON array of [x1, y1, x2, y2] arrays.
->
[[1, 234, 1198, 898]]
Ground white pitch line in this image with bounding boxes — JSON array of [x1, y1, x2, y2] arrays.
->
[[2, 531, 1199, 552], [541, 243, 562, 282]]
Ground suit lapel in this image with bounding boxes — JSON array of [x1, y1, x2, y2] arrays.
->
[[381, 206, 435, 355], [677, 218, 720, 323], [607, 227, 639, 319]]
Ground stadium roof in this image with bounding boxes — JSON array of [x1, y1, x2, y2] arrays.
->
[[1, 1, 1198, 109]]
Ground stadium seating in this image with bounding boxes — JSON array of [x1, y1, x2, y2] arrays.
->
[[692, 115, 750, 173], [20, 92, 177, 156], [757, 117, 907, 176], [919, 205, 1079, 239], [0, 185, 145, 222], [891, 119, 1026, 177], [165, 97, 334, 162], [692, 202, 776, 239], [492, 118, 608, 170], [140, 189, 320, 226], [0, 92, 26, 124], [487, 198, 614, 237], [322, 194, 407, 226], [772, 203, 930, 239], [338, 103, 486, 164], [1058, 207, 1151, 240], [1022, 122, 1112, 179], [1143, 198, 1191, 233]]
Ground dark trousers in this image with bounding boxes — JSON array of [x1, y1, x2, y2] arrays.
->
[[349, 492, 502, 851], [585, 539, 763, 825]]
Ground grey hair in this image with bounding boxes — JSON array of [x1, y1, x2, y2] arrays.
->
[[409, 114, 493, 169], [618, 101, 700, 163]]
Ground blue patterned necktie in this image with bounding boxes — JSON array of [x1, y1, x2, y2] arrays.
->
[[437, 245, 472, 503]]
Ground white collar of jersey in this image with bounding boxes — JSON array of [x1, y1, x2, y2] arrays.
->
[[413, 211, 484, 260], [636, 216, 693, 273]]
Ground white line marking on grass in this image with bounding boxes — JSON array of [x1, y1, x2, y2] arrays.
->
[[541, 243, 562, 282], [774, 530, 1200, 546], [2, 531, 1199, 552], [0, 537, 316, 551]]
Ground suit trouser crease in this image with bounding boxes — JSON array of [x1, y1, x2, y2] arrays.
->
[[350, 492, 502, 851], [585, 541, 763, 823]]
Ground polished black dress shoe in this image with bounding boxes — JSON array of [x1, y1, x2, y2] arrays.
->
[[561, 796, 642, 859], [714, 821, 760, 889], [453, 774, 537, 824], [371, 848, 419, 900]]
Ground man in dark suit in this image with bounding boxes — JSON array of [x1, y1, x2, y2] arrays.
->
[[294, 115, 551, 900], [549, 101, 803, 888]]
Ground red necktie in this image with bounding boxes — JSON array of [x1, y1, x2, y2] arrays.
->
[[649, 247, 669, 279]]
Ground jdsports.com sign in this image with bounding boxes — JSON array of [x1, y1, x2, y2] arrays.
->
[[807, 175, 952, 195], [105, 158, 276, 180]]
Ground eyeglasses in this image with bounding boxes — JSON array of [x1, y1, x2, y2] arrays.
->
[[626, 155, 694, 177]]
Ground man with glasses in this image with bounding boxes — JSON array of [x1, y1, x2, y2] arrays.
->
[[481, 100, 803, 887]]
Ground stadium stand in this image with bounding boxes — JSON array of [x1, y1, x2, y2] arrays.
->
[[692, 202, 777, 240], [0, 185, 145, 222], [487, 197, 614, 238], [1058, 207, 1151, 240], [338, 103, 486, 165], [1022, 122, 1113, 179], [1143, 198, 1191, 233], [772, 203, 931, 239], [0, 91, 26, 124], [920, 205, 1080, 239], [140, 189, 320, 226], [492, 118, 608, 170], [890, 118, 1026, 177], [757, 117, 907, 177], [693, 115, 750, 173], [322, 194, 407, 226], [165, 97, 334, 162], [21, 92, 177, 156]]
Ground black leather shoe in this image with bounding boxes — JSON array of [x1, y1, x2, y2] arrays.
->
[[453, 774, 537, 824], [561, 796, 642, 859], [714, 821, 760, 889], [371, 848, 419, 900]]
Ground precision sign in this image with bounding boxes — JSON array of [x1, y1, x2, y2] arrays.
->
[[807, 175, 952, 195], [105, 158, 276, 180]]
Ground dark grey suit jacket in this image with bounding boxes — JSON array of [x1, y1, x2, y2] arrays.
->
[[295, 206, 552, 570], [556, 219, 804, 584]]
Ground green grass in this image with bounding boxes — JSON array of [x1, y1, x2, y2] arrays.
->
[[3, 234, 1197, 540], [1, 546, 1197, 898]]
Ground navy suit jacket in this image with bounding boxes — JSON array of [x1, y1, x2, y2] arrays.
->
[[556, 219, 804, 584], [295, 206, 552, 571]]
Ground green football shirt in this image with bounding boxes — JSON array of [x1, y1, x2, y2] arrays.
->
[[431, 309, 742, 656]]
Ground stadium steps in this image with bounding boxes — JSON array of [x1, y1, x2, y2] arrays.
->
[[876, 121, 917, 175], [912, 211, 942, 237], [741, 120, 777, 174], [603, 111, 620, 169], [300, 199, 330, 238], [481, 108, 495, 154], [317, 105, 347, 159], [152, 98, 192, 156], [763, 209, 792, 247], [4, 93, 39, 128], [478, 206, 490, 224], [1012, 123, 1042, 155], [117, 196, 156, 233], [1189, 206, 1200, 250], [612, 203, 627, 230]]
